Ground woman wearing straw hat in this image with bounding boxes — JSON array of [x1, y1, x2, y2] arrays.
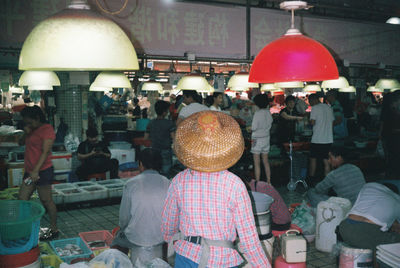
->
[[162, 111, 271, 268]]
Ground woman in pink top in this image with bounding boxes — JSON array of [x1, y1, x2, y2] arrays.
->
[[18, 106, 58, 240]]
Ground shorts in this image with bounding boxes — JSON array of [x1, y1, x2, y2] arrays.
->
[[251, 136, 270, 154], [24, 166, 54, 186], [309, 143, 332, 159]]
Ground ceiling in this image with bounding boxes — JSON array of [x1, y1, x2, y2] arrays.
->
[[179, 0, 400, 24]]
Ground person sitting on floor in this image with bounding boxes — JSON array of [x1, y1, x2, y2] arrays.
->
[[237, 170, 292, 231], [75, 128, 119, 180], [338, 182, 400, 250], [307, 146, 366, 207], [111, 148, 171, 263], [162, 111, 271, 268]]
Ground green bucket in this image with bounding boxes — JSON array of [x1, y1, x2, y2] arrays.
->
[[0, 200, 45, 241]]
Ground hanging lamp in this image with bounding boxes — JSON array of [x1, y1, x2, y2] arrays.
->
[[249, 1, 338, 83], [142, 82, 163, 92], [339, 86, 356, 93], [375, 78, 400, 90], [303, 84, 321, 92], [89, 84, 112, 92], [321, 76, 349, 89], [18, 0, 138, 71], [91, 72, 132, 88], [175, 73, 210, 92], [227, 72, 259, 91], [260, 83, 280, 91], [367, 86, 383, 93], [19, 71, 61, 91], [274, 81, 304, 88]]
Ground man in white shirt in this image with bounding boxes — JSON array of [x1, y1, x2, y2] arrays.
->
[[338, 183, 400, 250], [111, 148, 171, 263], [176, 90, 209, 125], [308, 94, 334, 184]]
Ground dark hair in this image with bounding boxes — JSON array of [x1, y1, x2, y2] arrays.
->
[[253, 94, 269, 109], [155, 100, 170, 116], [308, 93, 319, 102], [182, 90, 198, 100], [20, 105, 46, 123], [285, 95, 296, 104], [133, 97, 139, 105], [329, 146, 349, 162], [213, 92, 223, 99], [86, 128, 98, 138], [138, 148, 162, 171], [204, 95, 214, 107], [382, 183, 399, 194]]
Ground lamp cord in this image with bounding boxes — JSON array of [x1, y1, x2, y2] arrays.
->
[[95, 0, 128, 15], [291, 8, 295, 29]]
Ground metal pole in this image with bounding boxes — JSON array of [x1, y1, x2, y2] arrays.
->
[[246, 0, 251, 60]]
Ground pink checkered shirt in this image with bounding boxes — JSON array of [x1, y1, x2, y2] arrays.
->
[[162, 169, 271, 267], [249, 180, 291, 225]]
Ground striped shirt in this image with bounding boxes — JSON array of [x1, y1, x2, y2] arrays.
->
[[249, 180, 291, 225], [161, 169, 271, 267], [315, 164, 366, 204]]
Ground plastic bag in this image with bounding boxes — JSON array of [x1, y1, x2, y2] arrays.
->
[[134, 258, 171, 268], [64, 133, 80, 152], [60, 263, 89, 268], [89, 249, 133, 268], [291, 200, 316, 235]]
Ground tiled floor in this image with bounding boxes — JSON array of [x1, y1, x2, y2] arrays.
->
[[40, 186, 339, 267]]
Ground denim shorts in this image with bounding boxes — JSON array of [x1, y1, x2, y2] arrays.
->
[[24, 166, 54, 186]]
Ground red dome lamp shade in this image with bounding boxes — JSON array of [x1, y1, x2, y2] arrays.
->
[[249, 1, 339, 83]]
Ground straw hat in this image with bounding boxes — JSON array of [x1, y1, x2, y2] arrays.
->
[[174, 111, 244, 172]]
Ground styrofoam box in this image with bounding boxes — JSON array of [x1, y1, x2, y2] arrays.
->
[[96, 179, 124, 186], [104, 183, 124, 198], [60, 188, 88, 203], [52, 189, 64, 205], [73, 181, 98, 188], [54, 170, 71, 181], [52, 183, 77, 191], [109, 148, 135, 165], [80, 185, 108, 201], [51, 152, 72, 171]]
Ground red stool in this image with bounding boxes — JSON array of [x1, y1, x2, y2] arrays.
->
[[86, 172, 106, 181], [274, 256, 306, 268]]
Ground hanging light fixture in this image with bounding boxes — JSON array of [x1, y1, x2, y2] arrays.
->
[[227, 72, 258, 91], [176, 73, 210, 92], [260, 83, 280, 91], [91, 72, 132, 88], [367, 86, 383, 93], [142, 82, 163, 92], [271, 89, 285, 96], [18, 71, 61, 91], [339, 86, 356, 93], [386, 17, 400, 25], [18, 0, 138, 71], [321, 76, 349, 89], [9, 86, 24, 94], [391, 88, 400, 92], [89, 84, 112, 92], [274, 81, 304, 88], [375, 78, 400, 90], [249, 1, 338, 83], [303, 84, 321, 92]]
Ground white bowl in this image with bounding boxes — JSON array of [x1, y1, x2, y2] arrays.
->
[[250, 191, 274, 213]]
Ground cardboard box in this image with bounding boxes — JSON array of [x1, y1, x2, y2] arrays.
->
[[8, 167, 25, 187]]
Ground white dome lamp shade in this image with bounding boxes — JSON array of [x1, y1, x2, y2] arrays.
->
[[260, 83, 280, 91], [19, 71, 61, 91], [142, 82, 163, 92], [18, 0, 139, 71], [375, 79, 400, 90], [367, 86, 383, 93], [303, 84, 321, 92], [176, 74, 210, 92], [92, 72, 132, 88], [339, 86, 356, 93], [89, 84, 112, 92], [321, 76, 349, 89], [274, 81, 304, 88], [386, 17, 400, 25], [227, 72, 259, 91]]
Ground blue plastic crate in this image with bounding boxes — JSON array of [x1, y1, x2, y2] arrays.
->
[[49, 237, 93, 264]]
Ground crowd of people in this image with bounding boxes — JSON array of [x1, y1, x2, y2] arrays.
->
[[17, 86, 400, 266]]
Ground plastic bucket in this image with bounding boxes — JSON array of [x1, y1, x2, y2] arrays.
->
[[0, 246, 40, 268], [255, 210, 271, 235], [339, 245, 373, 268]]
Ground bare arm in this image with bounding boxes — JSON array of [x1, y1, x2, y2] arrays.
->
[[390, 220, 400, 233], [77, 150, 96, 161], [281, 111, 302, 121]]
